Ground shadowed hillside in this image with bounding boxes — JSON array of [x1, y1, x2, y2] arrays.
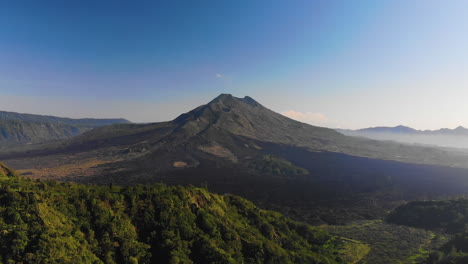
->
[[0, 110, 129, 145]]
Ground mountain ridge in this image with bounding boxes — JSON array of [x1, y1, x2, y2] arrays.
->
[[0, 110, 130, 145], [0, 110, 130, 127], [338, 125, 468, 149], [340, 125, 468, 136]]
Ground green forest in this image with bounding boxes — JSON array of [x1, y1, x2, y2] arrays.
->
[[388, 199, 468, 264], [0, 162, 344, 264]]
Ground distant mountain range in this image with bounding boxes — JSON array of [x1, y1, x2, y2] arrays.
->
[[340, 125, 468, 135], [0, 110, 130, 144], [338, 125, 468, 149]]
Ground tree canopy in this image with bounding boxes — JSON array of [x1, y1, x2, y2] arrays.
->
[[0, 162, 343, 264]]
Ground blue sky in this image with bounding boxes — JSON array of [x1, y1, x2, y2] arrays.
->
[[0, 0, 467, 129]]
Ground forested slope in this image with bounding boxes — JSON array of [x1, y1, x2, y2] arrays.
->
[[388, 199, 468, 264], [0, 162, 344, 264]]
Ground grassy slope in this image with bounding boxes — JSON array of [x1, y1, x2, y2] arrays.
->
[[324, 220, 447, 264]]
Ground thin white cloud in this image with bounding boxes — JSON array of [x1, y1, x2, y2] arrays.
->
[[216, 73, 223, 78], [282, 110, 328, 124]]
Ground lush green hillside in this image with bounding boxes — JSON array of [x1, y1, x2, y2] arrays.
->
[[325, 220, 447, 264], [387, 200, 468, 234], [0, 163, 345, 264], [388, 199, 468, 264]]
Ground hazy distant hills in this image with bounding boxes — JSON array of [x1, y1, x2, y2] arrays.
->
[[338, 125, 468, 149], [0, 110, 130, 144], [343, 125, 468, 136]]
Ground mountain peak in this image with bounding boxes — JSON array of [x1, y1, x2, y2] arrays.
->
[[208, 94, 261, 107], [209, 93, 235, 104], [174, 94, 265, 127], [172, 93, 342, 145], [240, 96, 260, 107]]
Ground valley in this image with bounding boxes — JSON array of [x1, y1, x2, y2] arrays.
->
[[1, 95, 468, 263], [3, 1, 466, 263]]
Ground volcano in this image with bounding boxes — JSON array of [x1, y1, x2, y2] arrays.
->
[[4, 94, 468, 225]]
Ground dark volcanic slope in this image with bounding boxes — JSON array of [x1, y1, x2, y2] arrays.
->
[[0, 110, 130, 145], [167, 94, 468, 168], [173, 94, 343, 145], [4, 94, 468, 169]]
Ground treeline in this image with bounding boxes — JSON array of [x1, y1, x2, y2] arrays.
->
[[248, 155, 308, 176], [388, 199, 468, 264], [0, 162, 343, 264]]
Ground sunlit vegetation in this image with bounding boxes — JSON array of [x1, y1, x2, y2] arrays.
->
[[17, 159, 115, 180], [388, 199, 468, 264], [0, 162, 344, 264], [324, 220, 446, 264], [333, 237, 370, 264]]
